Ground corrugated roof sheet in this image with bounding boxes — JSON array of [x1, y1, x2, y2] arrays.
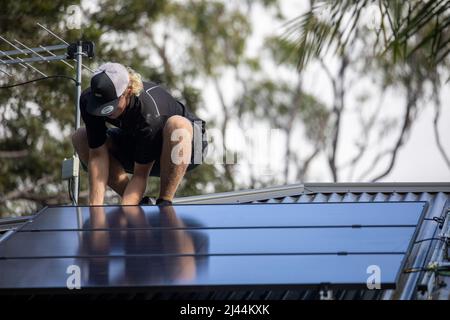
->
[[177, 182, 450, 300]]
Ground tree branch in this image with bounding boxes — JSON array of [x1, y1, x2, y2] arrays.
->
[[295, 146, 321, 182], [0, 174, 56, 203], [284, 77, 303, 184], [327, 54, 349, 182], [212, 76, 235, 190], [0, 149, 29, 159], [144, 29, 176, 86], [341, 90, 386, 180], [370, 83, 416, 182], [432, 79, 450, 168]]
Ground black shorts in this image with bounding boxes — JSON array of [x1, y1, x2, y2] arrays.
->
[[82, 123, 208, 177]]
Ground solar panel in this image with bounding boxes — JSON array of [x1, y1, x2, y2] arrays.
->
[[21, 202, 425, 230], [0, 202, 426, 292], [0, 255, 405, 289], [0, 228, 417, 257]]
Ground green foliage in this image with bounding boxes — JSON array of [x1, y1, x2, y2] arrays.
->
[[172, 1, 251, 74], [265, 36, 301, 67], [236, 78, 329, 145], [1, 1, 86, 215], [286, 0, 450, 70], [91, 0, 166, 31]]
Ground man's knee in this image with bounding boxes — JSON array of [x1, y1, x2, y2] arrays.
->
[[71, 127, 87, 148], [163, 116, 193, 165], [71, 127, 114, 151], [164, 115, 193, 142]]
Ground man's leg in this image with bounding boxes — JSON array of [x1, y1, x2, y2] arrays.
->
[[71, 127, 130, 197], [159, 115, 193, 202]]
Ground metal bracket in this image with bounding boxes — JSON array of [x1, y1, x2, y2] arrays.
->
[[319, 285, 334, 300], [439, 207, 450, 260], [67, 41, 95, 59]]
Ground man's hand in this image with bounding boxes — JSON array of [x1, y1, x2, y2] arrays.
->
[[88, 144, 110, 205], [121, 161, 154, 205]]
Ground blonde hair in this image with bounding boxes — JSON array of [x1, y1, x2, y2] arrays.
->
[[127, 66, 143, 96]]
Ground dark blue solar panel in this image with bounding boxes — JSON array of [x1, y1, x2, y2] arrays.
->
[[0, 255, 404, 290], [0, 202, 426, 291], [21, 202, 426, 230], [0, 227, 415, 258]]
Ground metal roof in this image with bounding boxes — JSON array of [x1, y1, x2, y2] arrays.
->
[[176, 182, 450, 300], [175, 182, 450, 204], [1, 182, 448, 300]]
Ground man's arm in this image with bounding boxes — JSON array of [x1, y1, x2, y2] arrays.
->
[[79, 89, 110, 205], [88, 144, 110, 205]]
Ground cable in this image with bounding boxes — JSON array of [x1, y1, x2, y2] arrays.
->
[[404, 267, 428, 273], [67, 178, 72, 203], [424, 216, 446, 228], [423, 217, 444, 222], [67, 178, 74, 204], [414, 237, 447, 244], [0, 75, 77, 89], [404, 263, 450, 275]]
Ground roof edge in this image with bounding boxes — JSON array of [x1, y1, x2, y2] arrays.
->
[[303, 182, 450, 193], [175, 182, 450, 204], [174, 183, 305, 204]]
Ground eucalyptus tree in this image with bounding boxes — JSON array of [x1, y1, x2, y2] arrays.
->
[[281, 0, 450, 181]]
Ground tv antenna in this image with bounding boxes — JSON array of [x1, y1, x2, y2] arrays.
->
[[0, 23, 95, 205]]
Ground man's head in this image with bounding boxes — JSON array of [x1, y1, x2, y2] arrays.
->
[[86, 62, 143, 119]]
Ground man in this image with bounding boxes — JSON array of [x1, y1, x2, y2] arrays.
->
[[71, 62, 207, 206]]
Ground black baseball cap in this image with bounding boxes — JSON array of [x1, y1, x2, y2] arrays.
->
[[86, 62, 130, 116]]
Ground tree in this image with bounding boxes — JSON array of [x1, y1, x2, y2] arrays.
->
[[233, 34, 330, 185], [281, 0, 450, 181], [0, 0, 285, 216], [286, 0, 450, 69], [0, 0, 85, 216], [0, 0, 220, 216]]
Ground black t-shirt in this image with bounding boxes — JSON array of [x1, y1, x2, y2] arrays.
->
[[80, 81, 205, 164]]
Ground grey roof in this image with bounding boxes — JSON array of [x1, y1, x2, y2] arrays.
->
[[176, 182, 450, 300], [175, 182, 450, 204]]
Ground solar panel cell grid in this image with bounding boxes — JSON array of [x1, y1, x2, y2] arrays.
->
[[0, 202, 427, 292]]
